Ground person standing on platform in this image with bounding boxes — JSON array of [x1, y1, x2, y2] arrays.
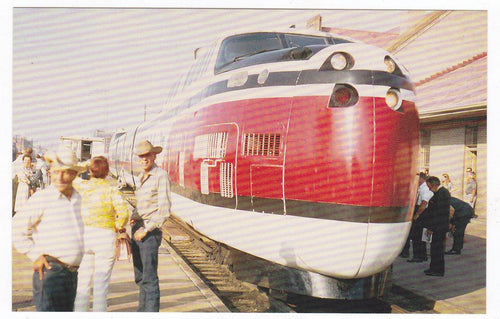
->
[[73, 156, 130, 312], [130, 140, 171, 312], [464, 169, 477, 210], [441, 173, 456, 194], [13, 154, 38, 214], [404, 172, 434, 262], [423, 176, 451, 277], [446, 197, 474, 255], [12, 147, 86, 311]]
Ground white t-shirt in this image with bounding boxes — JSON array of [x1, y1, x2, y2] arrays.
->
[[417, 182, 434, 207]]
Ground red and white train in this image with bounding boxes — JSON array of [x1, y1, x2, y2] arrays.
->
[[109, 29, 420, 299]]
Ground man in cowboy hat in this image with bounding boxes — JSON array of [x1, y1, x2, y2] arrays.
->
[[130, 140, 171, 312], [13, 146, 86, 311]]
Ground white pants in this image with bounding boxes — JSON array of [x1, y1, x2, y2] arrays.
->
[[75, 226, 116, 312]]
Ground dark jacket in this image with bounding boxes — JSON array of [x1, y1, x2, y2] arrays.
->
[[450, 197, 474, 220], [424, 187, 451, 233]]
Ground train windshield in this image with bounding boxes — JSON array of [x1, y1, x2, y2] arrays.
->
[[215, 32, 349, 73], [215, 33, 283, 70]]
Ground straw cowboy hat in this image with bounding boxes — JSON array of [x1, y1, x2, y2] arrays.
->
[[135, 140, 163, 156], [45, 146, 86, 173]]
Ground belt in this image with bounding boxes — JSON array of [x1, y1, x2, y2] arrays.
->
[[44, 255, 79, 272]]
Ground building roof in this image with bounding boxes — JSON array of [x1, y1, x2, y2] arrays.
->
[[321, 27, 400, 49], [415, 53, 487, 122]]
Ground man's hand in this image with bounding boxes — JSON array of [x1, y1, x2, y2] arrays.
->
[[134, 227, 148, 241], [33, 255, 51, 280]]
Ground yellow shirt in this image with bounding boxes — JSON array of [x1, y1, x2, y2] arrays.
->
[[73, 177, 130, 230]]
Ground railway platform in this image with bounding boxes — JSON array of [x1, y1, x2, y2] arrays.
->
[[11, 214, 487, 313], [11, 236, 230, 312], [391, 215, 487, 314]]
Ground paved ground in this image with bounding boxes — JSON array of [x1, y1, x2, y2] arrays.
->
[[392, 215, 487, 314], [12, 239, 229, 312], [11, 215, 488, 313]]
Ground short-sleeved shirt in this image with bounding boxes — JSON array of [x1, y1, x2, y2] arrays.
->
[[417, 182, 434, 207]]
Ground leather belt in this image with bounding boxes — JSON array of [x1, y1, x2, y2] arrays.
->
[[44, 255, 79, 272]]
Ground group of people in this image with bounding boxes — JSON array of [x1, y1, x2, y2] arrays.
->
[[12, 148, 50, 215], [12, 140, 171, 312], [400, 170, 477, 277]]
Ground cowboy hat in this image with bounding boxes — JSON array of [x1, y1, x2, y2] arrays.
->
[[135, 140, 163, 156], [45, 146, 86, 173]]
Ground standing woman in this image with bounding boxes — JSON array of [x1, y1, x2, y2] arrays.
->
[[441, 173, 456, 194], [14, 154, 37, 214], [73, 156, 130, 312]]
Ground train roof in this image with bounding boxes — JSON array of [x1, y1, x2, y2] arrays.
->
[[214, 28, 358, 43]]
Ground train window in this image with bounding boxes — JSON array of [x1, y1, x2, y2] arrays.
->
[[284, 34, 329, 47], [215, 33, 283, 71], [332, 37, 353, 44]]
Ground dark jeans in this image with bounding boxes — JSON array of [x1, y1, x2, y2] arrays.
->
[[410, 223, 427, 259], [452, 217, 470, 251], [131, 224, 162, 312], [32, 260, 78, 311], [429, 230, 447, 274]]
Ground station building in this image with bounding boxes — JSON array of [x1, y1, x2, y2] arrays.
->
[[322, 11, 487, 217]]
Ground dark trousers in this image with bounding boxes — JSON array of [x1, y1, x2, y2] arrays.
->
[[402, 206, 427, 259], [32, 260, 78, 311], [131, 225, 162, 312], [410, 223, 427, 259], [429, 230, 447, 274], [452, 217, 470, 251]]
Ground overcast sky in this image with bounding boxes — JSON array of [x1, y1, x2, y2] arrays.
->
[[5, 1, 496, 151], [10, 7, 411, 149]]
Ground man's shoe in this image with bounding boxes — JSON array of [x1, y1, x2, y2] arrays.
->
[[424, 268, 432, 274], [399, 252, 409, 258], [425, 271, 444, 277], [407, 258, 425, 263], [445, 249, 461, 255]]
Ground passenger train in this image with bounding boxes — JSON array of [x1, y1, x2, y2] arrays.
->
[[109, 29, 420, 299]]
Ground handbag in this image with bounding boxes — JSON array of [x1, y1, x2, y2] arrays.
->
[[116, 231, 132, 262]]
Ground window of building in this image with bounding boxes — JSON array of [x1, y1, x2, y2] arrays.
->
[[419, 129, 431, 173], [464, 126, 478, 173]]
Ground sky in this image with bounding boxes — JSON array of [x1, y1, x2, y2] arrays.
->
[[8, 2, 496, 151], [9, 5, 421, 150]]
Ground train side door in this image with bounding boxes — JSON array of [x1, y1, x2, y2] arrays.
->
[[194, 123, 238, 209]]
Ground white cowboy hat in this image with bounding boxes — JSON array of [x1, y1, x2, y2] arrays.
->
[[135, 140, 163, 156], [45, 147, 86, 173]]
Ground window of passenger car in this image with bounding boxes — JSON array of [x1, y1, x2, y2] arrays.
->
[[215, 33, 283, 72]]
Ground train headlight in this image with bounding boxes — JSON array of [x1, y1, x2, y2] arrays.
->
[[329, 84, 359, 108], [330, 53, 348, 70], [321, 52, 354, 71], [384, 56, 396, 73], [386, 88, 402, 111]]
